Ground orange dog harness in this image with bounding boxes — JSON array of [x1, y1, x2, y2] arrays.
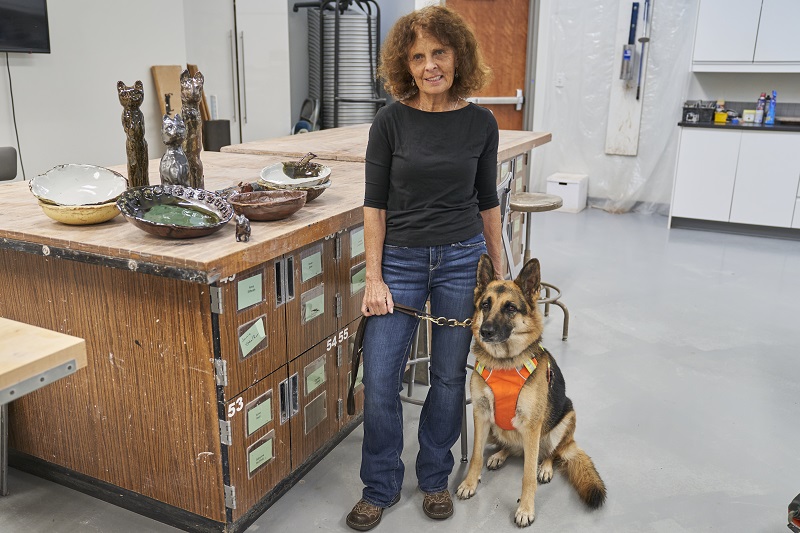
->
[[475, 352, 550, 431]]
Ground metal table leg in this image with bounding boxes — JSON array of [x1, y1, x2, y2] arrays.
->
[[1, 403, 8, 496]]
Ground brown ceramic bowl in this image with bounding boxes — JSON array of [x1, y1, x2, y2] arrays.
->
[[116, 185, 233, 239], [258, 179, 331, 203], [227, 190, 307, 221]]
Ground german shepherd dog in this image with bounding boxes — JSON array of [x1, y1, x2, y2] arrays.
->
[[456, 255, 606, 527]]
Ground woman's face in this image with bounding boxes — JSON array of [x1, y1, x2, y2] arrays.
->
[[407, 31, 456, 98]]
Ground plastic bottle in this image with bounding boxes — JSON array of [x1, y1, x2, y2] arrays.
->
[[755, 92, 766, 124], [765, 90, 777, 125]]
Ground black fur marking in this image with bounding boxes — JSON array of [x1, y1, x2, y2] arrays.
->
[[494, 285, 508, 294], [585, 487, 607, 509]]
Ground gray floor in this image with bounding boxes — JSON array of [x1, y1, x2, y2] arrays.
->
[[2, 208, 799, 532]]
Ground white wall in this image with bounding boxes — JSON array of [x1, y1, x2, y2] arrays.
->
[[0, 0, 187, 181], [687, 73, 800, 103]]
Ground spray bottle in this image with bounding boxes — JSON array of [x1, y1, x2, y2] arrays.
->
[[755, 92, 766, 124], [765, 90, 777, 125]]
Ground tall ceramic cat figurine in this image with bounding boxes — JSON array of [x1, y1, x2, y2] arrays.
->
[[159, 113, 190, 187], [180, 69, 204, 189], [117, 80, 149, 187]]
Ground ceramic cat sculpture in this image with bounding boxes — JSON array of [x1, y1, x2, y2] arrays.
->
[[117, 80, 149, 188], [159, 114, 190, 187], [180, 69, 204, 189], [235, 214, 251, 242]]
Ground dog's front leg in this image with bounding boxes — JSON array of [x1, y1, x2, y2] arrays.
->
[[456, 398, 492, 499], [515, 424, 542, 527]]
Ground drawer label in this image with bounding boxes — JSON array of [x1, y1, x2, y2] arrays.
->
[[305, 355, 327, 395], [301, 285, 325, 323], [237, 272, 263, 311], [301, 247, 323, 283], [304, 391, 327, 435], [247, 431, 275, 478], [239, 317, 267, 359], [246, 391, 273, 436], [350, 262, 366, 295], [350, 227, 365, 258]]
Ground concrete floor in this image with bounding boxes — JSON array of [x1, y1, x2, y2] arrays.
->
[[1, 208, 799, 532]]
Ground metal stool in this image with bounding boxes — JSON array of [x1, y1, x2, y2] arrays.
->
[[401, 321, 471, 463], [508, 192, 570, 341]]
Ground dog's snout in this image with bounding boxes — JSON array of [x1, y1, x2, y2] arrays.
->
[[480, 321, 498, 341]]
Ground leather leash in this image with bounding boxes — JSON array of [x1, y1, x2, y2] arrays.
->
[[346, 303, 473, 415]]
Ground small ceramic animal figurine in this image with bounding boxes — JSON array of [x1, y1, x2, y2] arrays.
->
[[235, 214, 251, 242], [117, 80, 149, 188], [180, 69, 204, 189], [159, 113, 190, 187]]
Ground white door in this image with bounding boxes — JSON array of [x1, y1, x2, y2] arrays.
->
[[729, 132, 800, 227], [754, 0, 800, 62], [671, 128, 741, 222], [236, 0, 292, 142], [693, 0, 762, 63]]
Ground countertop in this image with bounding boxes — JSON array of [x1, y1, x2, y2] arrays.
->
[[678, 120, 800, 133]]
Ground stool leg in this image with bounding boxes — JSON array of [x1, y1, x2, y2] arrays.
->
[[460, 396, 468, 463], [1, 403, 8, 496], [551, 300, 570, 341], [543, 285, 551, 317], [406, 324, 422, 397], [523, 211, 533, 265]]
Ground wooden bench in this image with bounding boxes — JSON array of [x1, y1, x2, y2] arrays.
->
[[0, 318, 87, 496]]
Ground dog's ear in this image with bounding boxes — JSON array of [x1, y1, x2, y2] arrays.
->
[[475, 254, 495, 297], [514, 258, 541, 304]]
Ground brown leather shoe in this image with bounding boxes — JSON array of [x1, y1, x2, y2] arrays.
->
[[346, 494, 400, 531], [422, 489, 454, 519]]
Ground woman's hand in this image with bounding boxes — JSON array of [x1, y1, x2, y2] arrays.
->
[[361, 277, 394, 316]]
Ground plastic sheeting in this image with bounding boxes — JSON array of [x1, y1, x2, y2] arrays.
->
[[531, 0, 697, 214]]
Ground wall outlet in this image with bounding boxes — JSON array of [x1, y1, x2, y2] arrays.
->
[[555, 73, 566, 88]]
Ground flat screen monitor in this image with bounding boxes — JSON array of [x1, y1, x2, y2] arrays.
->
[[0, 0, 51, 54]]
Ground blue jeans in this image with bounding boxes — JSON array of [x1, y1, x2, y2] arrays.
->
[[359, 233, 487, 506]]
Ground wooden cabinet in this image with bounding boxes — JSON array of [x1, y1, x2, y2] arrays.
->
[[671, 128, 800, 229], [671, 128, 741, 222], [693, 0, 800, 71], [729, 132, 800, 227]]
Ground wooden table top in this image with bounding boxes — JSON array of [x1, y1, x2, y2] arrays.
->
[[222, 123, 551, 164], [0, 317, 87, 397], [0, 151, 367, 283]]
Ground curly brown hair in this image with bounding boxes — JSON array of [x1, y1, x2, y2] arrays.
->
[[378, 5, 492, 100]]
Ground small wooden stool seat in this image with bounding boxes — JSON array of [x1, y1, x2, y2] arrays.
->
[[509, 192, 563, 213], [507, 193, 570, 340]]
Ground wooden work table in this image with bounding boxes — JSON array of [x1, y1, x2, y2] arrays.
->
[[222, 123, 552, 164], [0, 152, 366, 283], [0, 127, 550, 532]]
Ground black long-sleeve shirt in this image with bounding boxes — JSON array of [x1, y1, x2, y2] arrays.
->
[[364, 101, 499, 247]]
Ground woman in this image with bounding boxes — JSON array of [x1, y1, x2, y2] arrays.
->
[[346, 5, 503, 531]]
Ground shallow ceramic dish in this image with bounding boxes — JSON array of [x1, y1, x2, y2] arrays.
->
[[30, 164, 128, 206], [259, 178, 331, 202], [258, 161, 331, 188], [38, 200, 120, 225], [227, 190, 307, 221], [117, 185, 233, 239]]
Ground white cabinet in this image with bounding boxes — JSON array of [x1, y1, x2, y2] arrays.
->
[[183, 0, 291, 144], [692, 0, 762, 63], [729, 132, 800, 227], [793, 199, 800, 229], [671, 128, 800, 229], [692, 0, 800, 72], [671, 128, 741, 222], [753, 0, 800, 62]]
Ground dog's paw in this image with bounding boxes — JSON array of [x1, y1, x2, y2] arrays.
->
[[514, 502, 536, 527], [486, 450, 508, 470], [537, 459, 553, 484], [456, 478, 479, 500]]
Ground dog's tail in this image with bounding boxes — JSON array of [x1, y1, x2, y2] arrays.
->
[[558, 442, 606, 509]]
